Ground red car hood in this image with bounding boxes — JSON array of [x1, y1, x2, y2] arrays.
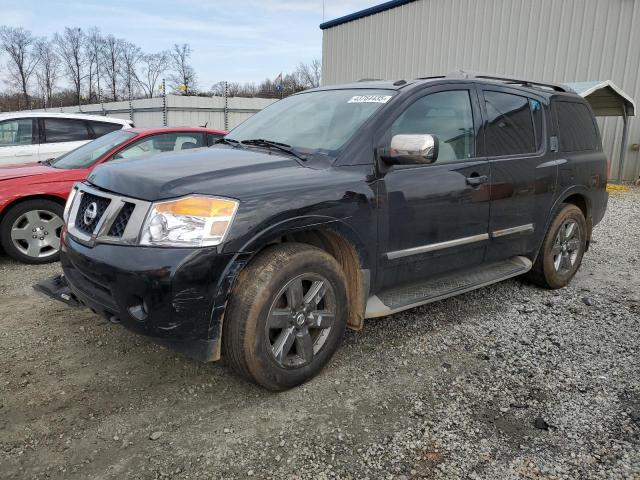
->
[[0, 163, 67, 182]]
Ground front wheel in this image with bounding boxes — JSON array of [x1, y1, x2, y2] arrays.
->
[[222, 243, 348, 390], [0, 199, 64, 264], [526, 203, 587, 289]]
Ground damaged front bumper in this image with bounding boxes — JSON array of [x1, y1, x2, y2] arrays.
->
[[36, 234, 245, 362], [33, 273, 81, 308]]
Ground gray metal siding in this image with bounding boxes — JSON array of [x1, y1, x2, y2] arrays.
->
[[322, 0, 640, 181], [30, 95, 277, 131]]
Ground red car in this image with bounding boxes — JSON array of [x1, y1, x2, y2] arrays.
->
[[0, 127, 226, 264]]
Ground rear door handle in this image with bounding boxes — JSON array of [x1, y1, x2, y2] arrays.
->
[[466, 174, 488, 186]]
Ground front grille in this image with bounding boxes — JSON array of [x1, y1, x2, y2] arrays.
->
[[108, 202, 135, 237], [75, 192, 111, 235]]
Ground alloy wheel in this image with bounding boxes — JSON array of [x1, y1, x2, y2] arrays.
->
[[551, 219, 581, 274], [265, 273, 336, 368], [10, 209, 64, 259]]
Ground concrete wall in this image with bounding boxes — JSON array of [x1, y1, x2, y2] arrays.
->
[[33, 95, 277, 131], [322, 0, 640, 181]]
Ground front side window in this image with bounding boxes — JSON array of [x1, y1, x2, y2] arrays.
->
[[227, 89, 395, 155], [0, 118, 34, 146], [484, 91, 537, 156], [114, 132, 206, 159], [43, 118, 91, 143], [390, 90, 475, 162]]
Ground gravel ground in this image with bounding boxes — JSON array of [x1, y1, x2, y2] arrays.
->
[[1, 188, 639, 480]]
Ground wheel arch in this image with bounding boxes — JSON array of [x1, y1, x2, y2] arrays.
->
[[0, 194, 67, 223], [238, 216, 370, 331], [536, 188, 592, 260], [210, 216, 371, 359], [555, 188, 592, 248]]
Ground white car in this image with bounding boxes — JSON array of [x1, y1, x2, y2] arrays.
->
[[0, 112, 134, 167]]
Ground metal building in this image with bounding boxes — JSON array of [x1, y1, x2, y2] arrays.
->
[[320, 0, 640, 181]]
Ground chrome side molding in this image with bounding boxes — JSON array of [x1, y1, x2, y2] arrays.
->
[[385, 224, 534, 260], [386, 233, 489, 260], [491, 223, 534, 238]]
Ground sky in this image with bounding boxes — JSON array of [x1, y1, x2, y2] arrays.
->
[[0, 0, 378, 87]]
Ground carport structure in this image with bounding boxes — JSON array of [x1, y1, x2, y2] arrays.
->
[[564, 81, 636, 183]]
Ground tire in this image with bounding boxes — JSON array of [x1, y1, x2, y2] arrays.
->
[[526, 203, 587, 289], [0, 199, 65, 264], [222, 243, 348, 390]]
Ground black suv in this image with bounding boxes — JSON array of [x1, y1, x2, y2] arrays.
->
[[44, 73, 608, 390]]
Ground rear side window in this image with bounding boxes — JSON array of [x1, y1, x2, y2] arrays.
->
[[484, 91, 537, 156], [89, 121, 123, 138], [0, 118, 34, 146], [43, 118, 90, 143], [554, 101, 599, 152]]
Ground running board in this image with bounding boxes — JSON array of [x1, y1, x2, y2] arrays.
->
[[365, 256, 532, 318]]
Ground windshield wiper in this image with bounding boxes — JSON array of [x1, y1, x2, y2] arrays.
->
[[240, 139, 307, 161], [215, 137, 242, 148]]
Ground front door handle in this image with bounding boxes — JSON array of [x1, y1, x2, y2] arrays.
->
[[466, 174, 488, 186]]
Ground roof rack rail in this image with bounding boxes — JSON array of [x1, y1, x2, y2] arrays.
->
[[446, 70, 573, 93]]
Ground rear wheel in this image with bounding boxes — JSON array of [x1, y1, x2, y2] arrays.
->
[[526, 203, 587, 289], [0, 199, 64, 264], [222, 243, 348, 390]]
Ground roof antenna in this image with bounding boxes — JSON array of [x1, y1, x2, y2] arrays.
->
[[201, 122, 208, 128]]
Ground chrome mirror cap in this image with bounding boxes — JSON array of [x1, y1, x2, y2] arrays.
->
[[388, 134, 439, 165]]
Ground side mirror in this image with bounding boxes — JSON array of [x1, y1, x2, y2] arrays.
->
[[383, 134, 439, 165]]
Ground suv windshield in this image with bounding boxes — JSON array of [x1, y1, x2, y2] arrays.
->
[[51, 130, 137, 169], [226, 89, 395, 156]]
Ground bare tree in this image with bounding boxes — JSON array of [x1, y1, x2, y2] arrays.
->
[[120, 42, 142, 99], [84, 27, 103, 103], [138, 51, 169, 98], [210, 81, 240, 97], [54, 27, 85, 105], [35, 39, 59, 107], [100, 34, 124, 101], [296, 59, 321, 88], [0, 26, 40, 105], [169, 43, 196, 95]]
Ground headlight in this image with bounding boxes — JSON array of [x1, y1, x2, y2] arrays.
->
[[139, 195, 239, 247], [63, 185, 79, 222]]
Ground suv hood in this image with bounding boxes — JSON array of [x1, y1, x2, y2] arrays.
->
[[88, 146, 310, 201]]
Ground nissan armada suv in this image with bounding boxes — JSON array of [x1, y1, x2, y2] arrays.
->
[[41, 72, 608, 390]]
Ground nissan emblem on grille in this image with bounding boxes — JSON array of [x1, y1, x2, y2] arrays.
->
[[83, 202, 98, 226]]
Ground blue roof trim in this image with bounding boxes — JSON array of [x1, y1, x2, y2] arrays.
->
[[320, 0, 418, 30]]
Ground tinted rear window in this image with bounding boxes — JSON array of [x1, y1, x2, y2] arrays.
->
[[484, 91, 536, 156], [554, 101, 599, 152], [89, 121, 123, 137], [43, 118, 90, 143]]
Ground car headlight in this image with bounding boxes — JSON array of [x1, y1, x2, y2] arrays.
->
[[139, 195, 239, 247], [63, 185, 79, 222]]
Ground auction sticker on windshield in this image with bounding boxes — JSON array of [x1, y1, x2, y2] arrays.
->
[[348, 95, 392, 104]]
